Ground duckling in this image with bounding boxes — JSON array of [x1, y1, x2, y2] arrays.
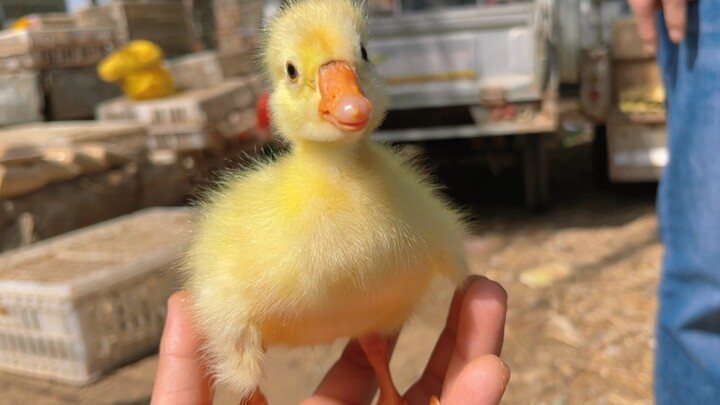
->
[[183, 0, 468, 403], [97, 40, 175, 100]]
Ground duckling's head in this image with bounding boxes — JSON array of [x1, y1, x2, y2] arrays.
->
[[262, 0, 388, 145]]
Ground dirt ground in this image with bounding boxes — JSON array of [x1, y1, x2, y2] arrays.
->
[[0, 141, 661, 405]]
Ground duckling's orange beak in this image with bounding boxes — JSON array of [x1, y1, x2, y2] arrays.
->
[[318, 61, 372, 132]]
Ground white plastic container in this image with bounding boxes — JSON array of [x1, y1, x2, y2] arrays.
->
[[167, 51, 225, 90], [0, 71, 44, 126], [0, 207, 194, 384], [0, 28, 115, 71], [96, 79, 255, 126]]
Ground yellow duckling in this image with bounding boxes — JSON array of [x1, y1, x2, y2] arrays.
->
[[183, 0, 468, 403], [97, 40, 175, 100]]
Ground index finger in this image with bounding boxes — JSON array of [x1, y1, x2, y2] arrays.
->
[[151, 291, 213, 405], [629, 0, 661, 54]]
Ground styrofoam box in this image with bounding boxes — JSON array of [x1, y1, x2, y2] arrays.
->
[[96, 79, 256, 127], [0, 71, 44, 126], [0, 207, 194, 384]]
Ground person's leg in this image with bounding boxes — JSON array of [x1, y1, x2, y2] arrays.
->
[[655, 2, 720, 403]]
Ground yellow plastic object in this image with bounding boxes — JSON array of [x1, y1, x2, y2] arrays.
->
[[121, 65, 176, 100], [98, 40, 165, 82], [12, 17, 30, 31], [98, 40, 175, 100]]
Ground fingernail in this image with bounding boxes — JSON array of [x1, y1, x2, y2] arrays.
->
[[670, 29, 684, 43], [644, 43, 657, 55]]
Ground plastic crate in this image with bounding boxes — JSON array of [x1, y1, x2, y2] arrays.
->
[[0, 121, 148, 161], [0, 71, 44, 126], [17, 13, 76, 30], [218, 47, 256, 78], [76, 1, 193, 57], [0, 28, 115, 71], [0, 207, 194, 384], [96, 79, 256, 126], [147, 123, 224, 152], [167, 51, 225, 90], [42, 67, 122, 121]]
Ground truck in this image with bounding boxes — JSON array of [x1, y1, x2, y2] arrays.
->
[[367, 0, 558, 208]]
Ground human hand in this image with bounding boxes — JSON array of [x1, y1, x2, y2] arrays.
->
[[151, 275, 510, 405], [628, 0, 688, 54]]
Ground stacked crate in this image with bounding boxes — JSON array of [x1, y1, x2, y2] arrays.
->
[[76, 1, 194, 57], [606, 18, 667, 183], [96, 77, 259, 191], [214, 0, 264, 77], [0, 122, 148, 200], [0, 20, 119, 123], [0, 208, 193, 384], [166, 51, 225, 91], [97, 78, 258, 152]]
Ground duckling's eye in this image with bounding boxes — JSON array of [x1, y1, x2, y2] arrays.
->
[[286, 62, 298, 82], [361, 45, 368, 62]]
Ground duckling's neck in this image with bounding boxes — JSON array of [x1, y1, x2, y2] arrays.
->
[[291, 138, 373, 170]]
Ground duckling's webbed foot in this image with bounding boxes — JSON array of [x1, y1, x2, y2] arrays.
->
[[245, 389, 269, 405], [358, 334, 408, 405]]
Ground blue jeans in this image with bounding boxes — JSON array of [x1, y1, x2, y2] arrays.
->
[[656, 2, 720, 403]]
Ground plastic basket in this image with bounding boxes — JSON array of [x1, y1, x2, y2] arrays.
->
[[147, 123, 224, 152], [96, 79, 256, 127], [0, 121, 148, 161], [0, 207, 194, 384], [76, 1, 193, 57], [0, 28, 115, 71], [166, 51, 225, 90], [0, 71, 44, 126]]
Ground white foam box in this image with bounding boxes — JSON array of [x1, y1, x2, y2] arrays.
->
[[0, 207, 194, 384], [0, 71, 44, 126]]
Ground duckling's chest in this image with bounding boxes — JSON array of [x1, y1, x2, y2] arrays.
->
[[277, 166, 381, 220]]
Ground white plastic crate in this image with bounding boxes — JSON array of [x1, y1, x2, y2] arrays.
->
[[96, 79, 256, 127], [76, 1, 193, 57], [0, 28, 115, 71], [148, 124, 224, 152], [218, 48, 256, 78], [0, 71, 44, 126], [18, 13, 76, 30], [167, 51, 225, 90], [0, 207, 194, 384], [0, 121, 149, 161]]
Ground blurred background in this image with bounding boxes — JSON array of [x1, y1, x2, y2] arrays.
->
[[0, 0, 663, 404]]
